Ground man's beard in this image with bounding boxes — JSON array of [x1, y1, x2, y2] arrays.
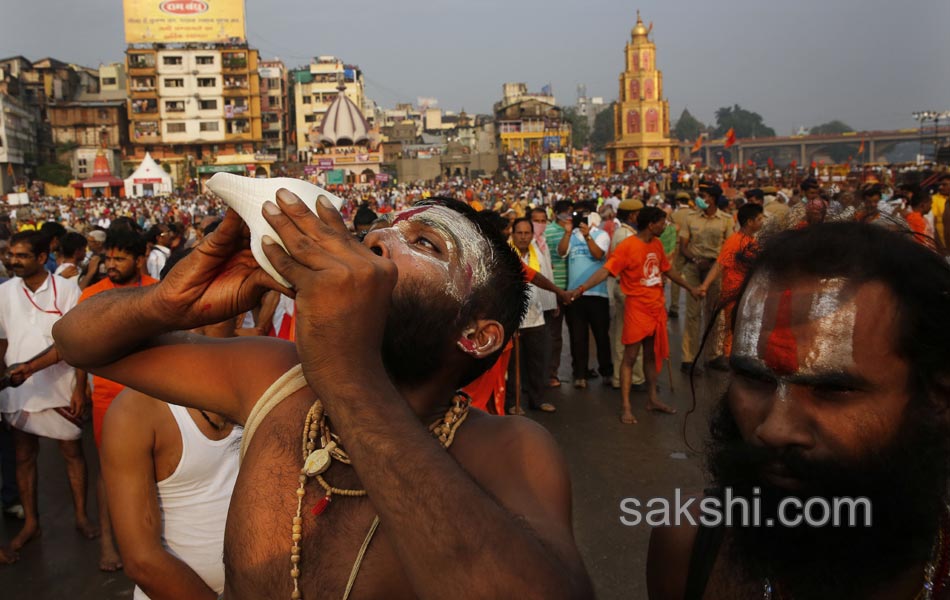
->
[[380, 281, 462, 388], [108, 269, 137, 285], [707, 390, 949, 599]]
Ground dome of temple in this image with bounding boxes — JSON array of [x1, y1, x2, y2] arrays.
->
[[318, 84, 371, 146], [632, 11, 648, 38]]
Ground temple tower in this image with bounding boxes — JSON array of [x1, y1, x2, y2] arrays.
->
[[607, 11, 678, 172]]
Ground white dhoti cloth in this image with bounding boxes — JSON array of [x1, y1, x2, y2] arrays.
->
[[3, 408, 82, 440]]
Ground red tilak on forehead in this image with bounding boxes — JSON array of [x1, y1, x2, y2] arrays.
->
[[392, 206, 430, 224], [763, 288, 799, 376]]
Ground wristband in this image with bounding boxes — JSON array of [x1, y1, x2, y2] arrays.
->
[[577, 284, 587, 293]]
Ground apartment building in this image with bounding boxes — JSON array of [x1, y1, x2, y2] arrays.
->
[[126, 45, 268, 184], [0, 92, 38, 194], [259, 59, 289, 161]]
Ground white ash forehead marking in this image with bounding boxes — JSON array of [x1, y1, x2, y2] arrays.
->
[[802, 277, 856, 375], [393, 205, 492, 291], [734, 270, 771, 358]]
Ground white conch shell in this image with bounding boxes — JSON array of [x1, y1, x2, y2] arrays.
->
[[205, 173, 344, 288]]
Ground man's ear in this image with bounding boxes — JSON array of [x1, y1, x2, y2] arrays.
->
[[456, 319, 505, 359]]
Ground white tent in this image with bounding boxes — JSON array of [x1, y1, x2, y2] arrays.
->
[[124, 152, 173, 197]]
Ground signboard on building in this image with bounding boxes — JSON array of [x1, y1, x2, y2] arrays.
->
[[123, 0, 246, 44], [375, 173, 390, 182], [317, 158, 334, 170], [304, 165, 318, 175], [549, 153, 567, 171], [326, 169, 345, 185], [258, 67, 281, 79], [543, 136, 561, 151], [197, 164, 245, 174]]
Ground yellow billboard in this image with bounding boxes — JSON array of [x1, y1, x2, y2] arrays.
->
[[123, 0, 246, 44]]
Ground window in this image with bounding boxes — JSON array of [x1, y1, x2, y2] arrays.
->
[[198, 78, 217, 88], [199, 99, 217, 110], [627, 111, 640, 134], [199, 121, 219, 132], [305, 115, 316, 123], [164, 78, 184, 88], [166, 122, 186, 133], [163, 56, 183, 66], [98, 109, 108, 120], [102, 77, 117, 86], [196, 56, 215, 65], [165, 101, 185, 112], [302, 96, 311, 104], [645, 109, 659, 133]]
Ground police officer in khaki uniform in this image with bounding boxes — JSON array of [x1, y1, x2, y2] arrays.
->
[[678, 183, 733, 371], [667, 191, 693, 318]]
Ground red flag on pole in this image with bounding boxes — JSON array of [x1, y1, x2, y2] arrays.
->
[[747, 159, 754, 167], [811, 161, 817, 169], [791, 160, 797, 169], [724, 128, 736, 149], [719, 156, 726, 166], [767, 157, 774, 169], [858, 140, 865, 154], [691, 137, 702, 153]]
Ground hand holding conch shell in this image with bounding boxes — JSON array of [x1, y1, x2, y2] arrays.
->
[[205, 173, 344, 288]]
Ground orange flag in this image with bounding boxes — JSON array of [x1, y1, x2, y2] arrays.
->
[[691, 137, 702, 153], [724, 128, 737, 149], [858, 140, 865, 154]]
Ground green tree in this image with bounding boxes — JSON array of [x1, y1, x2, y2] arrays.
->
[[590, 102, 616, 152], [809, 120, 854, 135], [673, 108, 705, 141], [36, 162, 72, 186], [562, 107, 590, 150], [713, 104, 776, 138]]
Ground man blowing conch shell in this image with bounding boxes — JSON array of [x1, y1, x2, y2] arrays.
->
[[53, 182, 594, 600]]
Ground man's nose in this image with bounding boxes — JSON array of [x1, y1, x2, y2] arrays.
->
[[361, 229, 392, 259], [753, 385, 815, 450]]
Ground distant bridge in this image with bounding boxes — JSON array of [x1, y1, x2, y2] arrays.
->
[[678, 127, 950, 166]]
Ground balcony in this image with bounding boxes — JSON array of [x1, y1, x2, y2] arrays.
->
[[127, 54, 156, 76], [132, 122, 160, 141], [130, 99, 159, 117], [222, 54, 248, 72], [224, 104, 250, 119], [225, 119, 252, 139]]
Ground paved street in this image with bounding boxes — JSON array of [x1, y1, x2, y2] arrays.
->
[[0, 308, 727, 599]]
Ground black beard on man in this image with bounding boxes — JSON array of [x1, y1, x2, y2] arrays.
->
[[380, 281, 467, 388], [706, 391, 950, 600]]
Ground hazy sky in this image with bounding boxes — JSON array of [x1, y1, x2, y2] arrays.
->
[[1, 0, 946, 135]]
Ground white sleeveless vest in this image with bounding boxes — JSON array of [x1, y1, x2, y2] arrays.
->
[[134, 404, 242, 599]]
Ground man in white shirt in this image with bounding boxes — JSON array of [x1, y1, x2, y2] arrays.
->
[[146, 224, 172, 279], [0, 231, 97, 556]]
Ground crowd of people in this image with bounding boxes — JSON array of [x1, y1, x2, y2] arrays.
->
[[0, 156, 948, 599]]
